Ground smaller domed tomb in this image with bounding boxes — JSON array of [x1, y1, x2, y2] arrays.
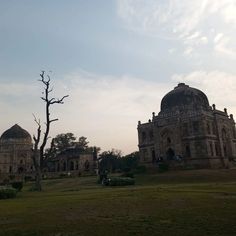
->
[[0, 124, 33, 175]]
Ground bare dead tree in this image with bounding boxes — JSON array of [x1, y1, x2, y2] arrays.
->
[[32, 71, 68, 191]]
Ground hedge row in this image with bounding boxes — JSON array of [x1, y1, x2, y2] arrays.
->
[[104, 177, 135, 186], [11, 182, 23, 191], [0, 187, 17, 199]]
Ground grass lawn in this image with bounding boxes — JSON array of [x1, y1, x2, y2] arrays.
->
[[1, 169, 236, 236]]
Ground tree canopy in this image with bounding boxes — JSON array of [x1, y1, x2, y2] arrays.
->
[[98, 150, 139, 173], [45, 133, 100, 159], [53, 133, 76, 152], [74, 136, 89, 150]]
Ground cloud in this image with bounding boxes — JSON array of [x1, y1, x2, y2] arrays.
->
[[54, 70, 173, 154], [0, 82, 42, 139], [214, 34, 236, 58], [184, 47, 194, 56], [117, 0, 236, 57], [0, 83, 37, 97]]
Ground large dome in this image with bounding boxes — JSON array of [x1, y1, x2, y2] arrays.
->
[[0, 124, 32, 141], [161, 83, 210, 111]]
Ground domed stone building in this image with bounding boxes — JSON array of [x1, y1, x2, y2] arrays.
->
[[138, 83, 236, 169], [0, 124, 33, 175]]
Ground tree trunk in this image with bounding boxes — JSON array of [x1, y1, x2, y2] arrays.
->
[[35, 167, 42, 191], [32, 72, 68, 191]]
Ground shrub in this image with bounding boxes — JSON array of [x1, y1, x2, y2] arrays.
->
[[29, 185, 39, 192], [11, 182, 23, 192], [134, 165, 147, 174], [158, 163, 169, 172], [105, 177, 135, 186], [123, 167, 131, 172], [9, 175, 15, 181], [121, 172, 134, 178], [24, 176, 34, 182], [3, 178, 9, 185], [59, 173, 67, 178], [0, 187, 17, 199]]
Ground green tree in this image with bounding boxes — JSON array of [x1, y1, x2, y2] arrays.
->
[[53, 133, 76, 152], [45, 133, 76, 159], [120, 151, 139, 171], [98, 149, 122, 173], [75, 136, 89, 150]]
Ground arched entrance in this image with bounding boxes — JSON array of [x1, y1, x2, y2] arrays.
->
[[70, 161, 74, 171], [18, 167, 24, 174], [222, 128, 231, 159], [166, 148, 175, 160], [160, 128, 176, 160]]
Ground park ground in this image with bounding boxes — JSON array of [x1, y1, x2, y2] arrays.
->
[[1, 169, 236, 236]]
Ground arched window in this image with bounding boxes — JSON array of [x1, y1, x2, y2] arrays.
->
[[142, 132, 146, 142], [18, 167, 24, 174], [183, 123, 189, 136], [76, 161, 79, 170], [142, 149, 147, 161], [167, 137, 171, 144], [166, 148, 175, 160], [223, 145, 227, 157], [57, 163, 60, 172], [209, 142, 214, 156], [222, 129, 227, 141], [193, 121, 199, 133], [149, 131, 154, 140], [63, 161, 66, 171], [215, 142, 219, 156], [207, 123, 211, 134], [212, 122, 217, 135], [84, 160, 90, 171], [232, 128, 236, 139], [152, 150, 156, 163], [186, 145, 191, 157], [70, 161, 74, 171]]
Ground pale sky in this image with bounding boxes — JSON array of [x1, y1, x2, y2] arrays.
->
[[0, 0, 236, 154]]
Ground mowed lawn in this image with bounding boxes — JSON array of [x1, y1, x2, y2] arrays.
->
[[1, 169, 236, 236]]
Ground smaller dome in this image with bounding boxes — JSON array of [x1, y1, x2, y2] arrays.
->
[[1, 124, 32, 141]]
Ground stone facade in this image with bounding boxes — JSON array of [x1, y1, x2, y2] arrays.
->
[[0, 124, 33, 175], [47, 148, 98, 175], [138, 83, 236, 169]]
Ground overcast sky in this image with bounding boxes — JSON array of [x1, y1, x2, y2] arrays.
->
[[0, 0, 235, 154]]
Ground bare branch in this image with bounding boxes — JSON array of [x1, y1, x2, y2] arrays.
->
[[50, 95, 69, 104], [39, 71, 50, 85], [40, 71, 45, 79], [49, 98, 55, 103], [33, 135, 37, 143], [33, 113, 41, 127], [49, 118, 59, 123], [40, 97, 47, 102], [47, 75, 51, 82]]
